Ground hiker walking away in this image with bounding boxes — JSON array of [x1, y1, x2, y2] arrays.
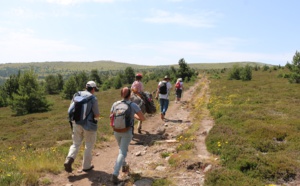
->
[[110, 87, 145, 184], [155, 75, 172, 120], [175, 78, 184, 103], [131, 73, 145, 133], [64, 81, 100, 173], [131, 73, 144, 94]]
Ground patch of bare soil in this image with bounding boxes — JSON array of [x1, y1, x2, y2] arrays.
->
[[46, 76, 215, 186]]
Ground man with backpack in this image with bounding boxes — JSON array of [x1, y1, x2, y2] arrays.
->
[[155, 75, 172, 120], [175, 78, 184, 103], [64, 81, 100, 173], [110, 87, 145, 184]]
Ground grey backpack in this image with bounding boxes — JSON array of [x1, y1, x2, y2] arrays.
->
[[112, 101, 132, 129]]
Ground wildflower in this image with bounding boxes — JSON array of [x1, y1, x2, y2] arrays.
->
[[12, 156, 16, 161], [8, 147, 12, 150]]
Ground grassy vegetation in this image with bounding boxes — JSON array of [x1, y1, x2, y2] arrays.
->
[[0, 61, 269, 83], [1, 61, 291, 185], [0, 76, 193, 185], [205, 68, 300, 185]]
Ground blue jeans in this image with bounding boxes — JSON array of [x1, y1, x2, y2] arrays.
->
[[159, 98, 169, 115], [113, 128, 133, 176]]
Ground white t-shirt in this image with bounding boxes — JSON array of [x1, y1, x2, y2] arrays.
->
[[158, 81, 172, 99]]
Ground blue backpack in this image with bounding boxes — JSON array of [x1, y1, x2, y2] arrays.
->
[[68, 92, 95, 125]]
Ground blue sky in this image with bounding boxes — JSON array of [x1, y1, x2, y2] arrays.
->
[[0, 0, 299, 66]]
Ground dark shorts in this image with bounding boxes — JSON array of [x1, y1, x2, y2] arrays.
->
[[176, 89, 182, 98]]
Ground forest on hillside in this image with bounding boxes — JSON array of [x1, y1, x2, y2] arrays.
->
[[0, 58, 199, 115], [1, 54, 296, 116], [0, 60, 270, 85]]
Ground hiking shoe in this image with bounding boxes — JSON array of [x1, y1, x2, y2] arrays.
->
[[111, 174, 119, 184], [82, 165, 94, 172], [160, 113, 164, 120], [64, 157, 74, 173], [122, 165, 129, 172]]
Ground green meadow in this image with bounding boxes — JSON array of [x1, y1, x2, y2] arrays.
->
[[1, 62, 299, 186], [205, 68, 300, 185], [0, 77, 181, 185]]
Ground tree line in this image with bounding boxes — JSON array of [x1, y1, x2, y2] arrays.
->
[[0, 58, 197, 116]]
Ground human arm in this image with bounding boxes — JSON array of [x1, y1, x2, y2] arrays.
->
[[134, 111, 145, 121], [155, 82, 160, 99], [92, 98, 100, 119]]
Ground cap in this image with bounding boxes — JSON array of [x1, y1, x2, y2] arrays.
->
[[86, 81, 99, 91], [136, 73, 143, 78], [164, 75, 170, 80]]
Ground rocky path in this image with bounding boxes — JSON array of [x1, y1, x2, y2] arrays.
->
[[48, 75, 215, 186]]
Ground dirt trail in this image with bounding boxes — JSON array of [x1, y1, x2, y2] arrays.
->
[[48, 75, 214, 186]]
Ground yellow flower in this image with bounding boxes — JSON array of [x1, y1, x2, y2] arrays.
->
[[12, 156, 16, 161], [8, 147, 12, 150]]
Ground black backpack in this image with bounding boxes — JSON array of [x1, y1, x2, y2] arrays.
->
[[159, 82, 167, 94]]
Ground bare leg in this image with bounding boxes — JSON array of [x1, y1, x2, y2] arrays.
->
[[137, 121, 142, 133]]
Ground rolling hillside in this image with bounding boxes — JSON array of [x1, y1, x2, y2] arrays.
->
[[0, 60, 271, 85]]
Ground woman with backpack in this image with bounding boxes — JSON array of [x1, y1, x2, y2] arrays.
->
[[110, 87, 145, 184], [131, 73, 145, 133], [175, 78, 184, 103]]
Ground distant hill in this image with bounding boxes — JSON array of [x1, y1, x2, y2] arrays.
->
[[0, 60, 271, 85]]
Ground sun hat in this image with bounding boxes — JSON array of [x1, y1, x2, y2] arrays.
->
[[86, 81, 99, 91], [164, 75, 170, 80]]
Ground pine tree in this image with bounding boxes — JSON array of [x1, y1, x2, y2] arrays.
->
[[90, 69, 102, 85], [124, 67, 135, 84], [62, 76, 77, 100], [10, 70, 50, 115], [288, 51, 300, 83]]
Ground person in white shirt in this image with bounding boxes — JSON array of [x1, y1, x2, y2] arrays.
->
[[155, 75, 172, 120]]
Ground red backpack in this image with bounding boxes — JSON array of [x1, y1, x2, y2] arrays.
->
[[175, 82, 181, 89]]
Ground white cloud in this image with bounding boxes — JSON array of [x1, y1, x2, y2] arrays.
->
[[125, 39, 289, 65], [0, 28, 85, 63], [167, 0, 185, 2], [144, 9, 217, 28], [46, 0, 114, 5]]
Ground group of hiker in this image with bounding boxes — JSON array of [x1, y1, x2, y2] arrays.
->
[[64, 74, 184, 184]]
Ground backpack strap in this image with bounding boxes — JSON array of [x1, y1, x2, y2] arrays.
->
[[84, 95, 95, 118]]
